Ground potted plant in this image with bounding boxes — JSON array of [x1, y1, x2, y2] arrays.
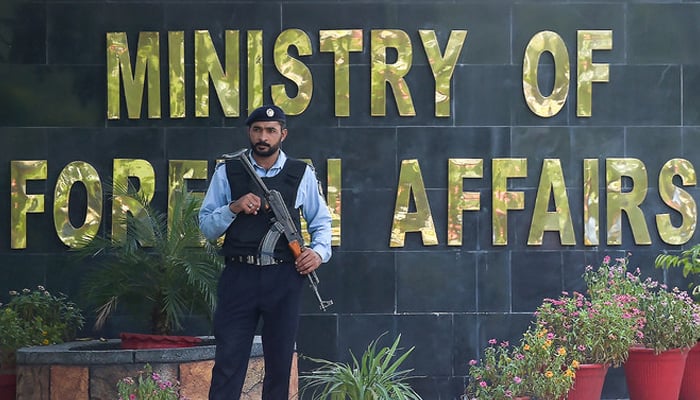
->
[[533, 289, 642, 399], [464, 338, 526, 400], [535, 290, 642, 367], [465, 326, 576, 400], [588, 254, 700, 399], [656, 246, 700, 400], [623, 283, 700, 400], [0, 286, 84, 400], [74, 187, 224, 347], [117, 363, 185, 400], [300, 333, 423, 400]]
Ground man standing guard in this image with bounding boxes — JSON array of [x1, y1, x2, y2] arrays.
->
[[199, 105, 332, 400]]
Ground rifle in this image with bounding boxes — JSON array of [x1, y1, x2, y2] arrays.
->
[[224, 148, 333, 311]]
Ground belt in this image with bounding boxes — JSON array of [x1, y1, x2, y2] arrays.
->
[[228, 255, 289, 266]]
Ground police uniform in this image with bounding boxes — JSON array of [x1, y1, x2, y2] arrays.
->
[[199, 105, 332, 400]]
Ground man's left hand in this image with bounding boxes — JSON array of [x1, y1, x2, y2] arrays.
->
[[295, 248, 322, 275]]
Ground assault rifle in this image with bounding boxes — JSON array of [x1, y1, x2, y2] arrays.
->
[[224, 148, 333, 311]]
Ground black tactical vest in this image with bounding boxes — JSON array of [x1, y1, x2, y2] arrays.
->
[[221, 157, 306, 260]]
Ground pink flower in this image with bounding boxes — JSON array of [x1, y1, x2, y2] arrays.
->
[[469, 359, 477, 366], [488, 338, 497, 345], [479, 381, 487, 388]]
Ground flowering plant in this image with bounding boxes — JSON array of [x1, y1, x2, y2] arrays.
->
[[586, 254, 700, 354], [534, 290, 642, 367], [465, 339, 525, 399], [117, 364, 187, 400], [517, 326, 577, 400], [465, 326, 577, 400], [0, 286, 84, 370], [584, 254, 648, 306], [635, 281, 700, 353]]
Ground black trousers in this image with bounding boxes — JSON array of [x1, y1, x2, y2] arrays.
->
[[209, 260, 305, 400]]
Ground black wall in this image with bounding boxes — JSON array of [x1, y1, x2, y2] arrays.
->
[[2, 1, 700, 398]]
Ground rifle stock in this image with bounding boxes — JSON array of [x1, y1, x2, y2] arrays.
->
[[288, 240, 303, 259]]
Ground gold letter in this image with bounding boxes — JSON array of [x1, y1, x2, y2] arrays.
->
[[319, 30, 363, 117], [606, 158, 651, 245], [371, 30, 416, 116], [657, 158, 697, 245], [577, 30, 612, 117], [169, 31, 186, 118], [272, 29, 313, 115], [447, 158, 482, 246], [390, 160, 437, 247], [583, 159, 600, 246], [106, 32, 161, 119], [419, 30, 467, 117], [492, 159, 526, 246], [248, 30, 264, 111], [299, 159, 342, 247], [10, 161, 47, 249], [327, 159, 342, 246], [522, 31, 570, 118], [528, 159, 575, 245], [54, 161, 103, 248], [112, 159, 156, 243], [194, 30, 240, 118], [168, 160, 208, 243]]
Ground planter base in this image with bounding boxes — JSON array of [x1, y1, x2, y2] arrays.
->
[[119, 332, 203, 349], [680, 342, 700, 400], [567, 363, 609, 400], [16, 336, 298, 400], [624, 347, 688, 400]]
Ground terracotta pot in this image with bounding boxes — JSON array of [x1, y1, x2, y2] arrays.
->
[[0, 373, 16, 400], [679, 341, 700, 400], [567, 363, 609, 400], [119, 332, 202, 349], [624, 346, 688, 400]]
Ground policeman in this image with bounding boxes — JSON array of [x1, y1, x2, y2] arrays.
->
[[199, 105, 332, 399]]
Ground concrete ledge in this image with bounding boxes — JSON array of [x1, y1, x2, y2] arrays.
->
[[17, 336, 264, 365]]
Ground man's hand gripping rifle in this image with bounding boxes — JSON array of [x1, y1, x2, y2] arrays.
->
[[227, 149, 333, 311]]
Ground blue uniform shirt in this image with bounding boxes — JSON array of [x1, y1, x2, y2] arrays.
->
[[199, 150, 332, 263]]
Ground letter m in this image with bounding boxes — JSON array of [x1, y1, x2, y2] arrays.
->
[[106, 32, 161, 119]]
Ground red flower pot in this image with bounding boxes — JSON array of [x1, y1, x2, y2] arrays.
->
[[0, 373, 16, 400], [567, 363, 609, 400], [624, 346, 688, 400], [680, 342, 700, 400]]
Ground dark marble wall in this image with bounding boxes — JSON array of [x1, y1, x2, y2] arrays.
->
[[1, 0, 699, 399]]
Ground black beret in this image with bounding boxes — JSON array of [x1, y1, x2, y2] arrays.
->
[[245, 105, 286, 126]]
